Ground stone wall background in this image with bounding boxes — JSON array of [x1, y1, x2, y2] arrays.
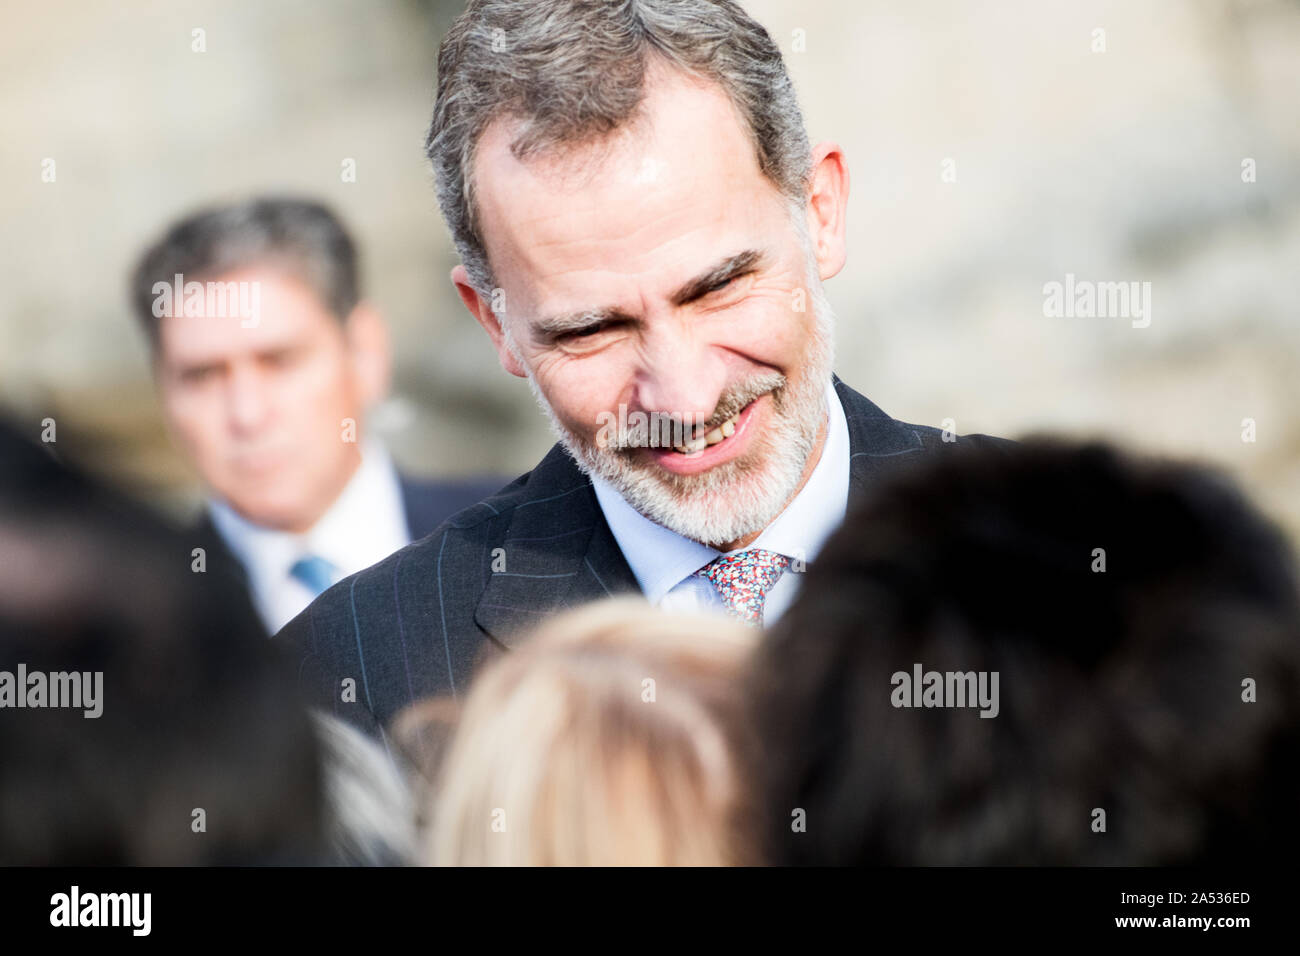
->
[[2, 0, 1297, 540]]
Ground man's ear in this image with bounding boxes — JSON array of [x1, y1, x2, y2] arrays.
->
[[805, 141, 850, 282], [342, 301, 392, 408], [451, 264, 527, 378]]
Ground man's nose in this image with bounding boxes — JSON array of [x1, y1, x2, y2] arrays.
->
[[224, 364, 271, 434], [633, 330, 728, 425]]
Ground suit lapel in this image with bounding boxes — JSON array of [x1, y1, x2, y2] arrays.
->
[[833, 375, 928, 494], [564, 508, 640, 604], [473, 445, 638, 647]]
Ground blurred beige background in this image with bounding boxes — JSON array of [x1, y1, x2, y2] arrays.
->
[[2, 0, 1297, 538]]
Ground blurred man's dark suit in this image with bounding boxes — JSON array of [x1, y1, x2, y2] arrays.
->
[[278, 377, 1008, 738]]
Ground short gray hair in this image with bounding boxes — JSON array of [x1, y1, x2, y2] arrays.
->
[[426, 0, 813, 298], [130, 197, 360, 346]]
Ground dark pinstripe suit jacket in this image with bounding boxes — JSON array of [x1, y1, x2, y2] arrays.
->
[[278, 377, 1005, 738]]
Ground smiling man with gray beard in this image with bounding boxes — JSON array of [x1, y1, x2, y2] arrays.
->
[[279, 0, 1005, 739]]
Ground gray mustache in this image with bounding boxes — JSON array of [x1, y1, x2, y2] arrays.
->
[[604, 371, 787, 453]]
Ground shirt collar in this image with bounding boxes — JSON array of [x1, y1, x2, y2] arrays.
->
[[304, 440, 408, 571], [592, 378, 851, 602], [206, 437, 407, 582]]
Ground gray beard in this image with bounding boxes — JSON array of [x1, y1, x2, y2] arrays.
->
[[519, 278, 837, 549]]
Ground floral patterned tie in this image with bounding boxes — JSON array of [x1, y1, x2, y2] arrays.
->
[[694, 549, 790, 627]]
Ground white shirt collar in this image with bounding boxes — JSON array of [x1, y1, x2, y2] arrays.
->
[[207, 438, 410, 631], [592, 379, 851, 603]]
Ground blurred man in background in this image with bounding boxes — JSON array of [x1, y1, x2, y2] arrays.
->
[[752, 439, 1300, 865], [131, 198, 502, 633]]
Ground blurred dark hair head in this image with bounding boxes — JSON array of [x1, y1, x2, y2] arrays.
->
[[753, 438, 1300, 865], [129, 196, 360, 346], [0, 422, 327, 864]]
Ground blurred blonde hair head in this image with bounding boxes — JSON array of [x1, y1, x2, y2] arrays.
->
[[427, 597, 757, 866]]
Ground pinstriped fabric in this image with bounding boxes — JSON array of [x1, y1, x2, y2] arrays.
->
[[391, 551, 416, 703], [584, 556, 614, 596], [348, 577, 373, 711], [436, 530, 456, 696]]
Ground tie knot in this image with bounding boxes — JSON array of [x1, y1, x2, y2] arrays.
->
[[289, 554, 336, 598], [694, 548, 790, 627]]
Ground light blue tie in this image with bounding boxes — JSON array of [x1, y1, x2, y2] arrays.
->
[[289, 554, 336, 598]]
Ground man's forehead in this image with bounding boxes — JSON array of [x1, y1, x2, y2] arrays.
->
[[475, 62, 752, 188], [471, 66, 774, 295], [157, 270, 320, 363]]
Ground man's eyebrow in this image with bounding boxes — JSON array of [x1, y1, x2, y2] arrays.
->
[[670, 249, 765, 307], [529, 248, 767, 340], [531, 306, 636, 340]]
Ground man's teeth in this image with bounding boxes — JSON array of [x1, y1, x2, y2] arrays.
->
[[673, 411, 740, 454]]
